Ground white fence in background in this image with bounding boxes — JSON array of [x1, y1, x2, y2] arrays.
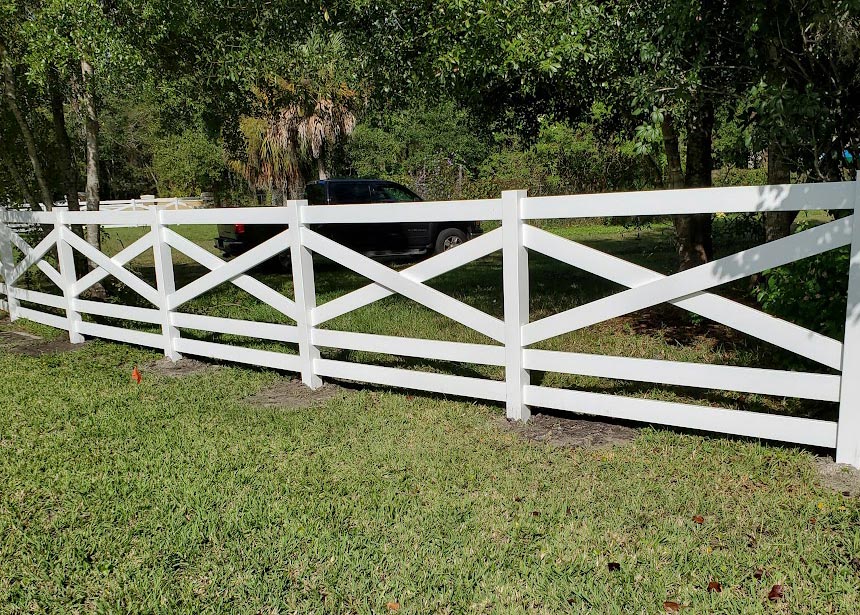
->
[[1, 179, 859, 466], [8, 197, 205, 232]]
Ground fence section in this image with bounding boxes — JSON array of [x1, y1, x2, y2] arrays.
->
[[1, 179, 859, 466]]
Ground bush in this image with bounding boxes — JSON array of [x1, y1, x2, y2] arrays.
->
[[754, 246, 849, 340], [152, 129, 224, 196], [712, 167, 767, 187]]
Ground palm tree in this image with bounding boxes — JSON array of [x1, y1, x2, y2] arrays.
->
[[231, 32, 360, 203]]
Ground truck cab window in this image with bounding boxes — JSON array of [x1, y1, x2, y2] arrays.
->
[[371, 184, 420, 203]]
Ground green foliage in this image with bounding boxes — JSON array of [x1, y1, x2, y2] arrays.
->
[[755, 243, 849, 339], [347, 105, 655, 201], [152, 129, 224, 196], [712, 167, 767, 187]]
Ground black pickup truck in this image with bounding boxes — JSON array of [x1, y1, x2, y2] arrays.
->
[[216, 179, 482, 268]]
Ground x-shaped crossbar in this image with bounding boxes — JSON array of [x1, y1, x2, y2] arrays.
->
[[521, 216, 853, 369], [305, 227, 505, 342], [6, 229, 63, 289]]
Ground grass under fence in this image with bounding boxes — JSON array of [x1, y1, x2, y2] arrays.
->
[[2, 213, 859, 612], [0, 326, 858, 613]]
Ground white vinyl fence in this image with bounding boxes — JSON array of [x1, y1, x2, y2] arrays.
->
[[1, 179, 859, 466]]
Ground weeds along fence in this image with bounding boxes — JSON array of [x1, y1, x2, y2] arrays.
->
[[1, 179, 859, 466]]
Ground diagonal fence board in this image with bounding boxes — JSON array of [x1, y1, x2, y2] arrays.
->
[[304, 228, 505, 342], [62, 229, 162, 307], [73, 232, 154, 297], [523, 225, 843, 369], [312, 227, 503, 326], [163, 228, 298, 321], [168, 227, 293, 309], [7, 230, 58, 284], [8, 230, 63, 289], [523, 216, 854, 346]]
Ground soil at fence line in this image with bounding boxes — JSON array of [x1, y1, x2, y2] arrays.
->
[[246, 377, 347, 409], [497, 412, 638, 449], [814, 457, 860, 497], [143, 357, 219, 378], [0, 328, 85, 357]]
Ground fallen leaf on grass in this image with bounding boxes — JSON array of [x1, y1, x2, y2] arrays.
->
[[692, 515, 704, 524], [386, 602, 400, 611], [767, 585, 784, 601], [753, 568, 764, 580], [707, 581, 722, 593], [131, 366, 142, 384], [663, 601, 681, 612], [607, 562, 620, 572]]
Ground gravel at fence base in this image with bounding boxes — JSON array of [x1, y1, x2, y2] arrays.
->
[[497, 411, 638, 449], [0, 329, 83, 357], [143, 357, 218, 378], [246, 378, 346, 409], [815, 457, 860, 497]]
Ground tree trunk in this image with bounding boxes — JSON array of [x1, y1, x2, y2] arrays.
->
[[0, 151, 38, 210], [661, 114, 684, 190], [763, 140, 796, 242], [682, 99, 714, 267], [48, 67, 79, 211], [316, 157, 328, 180], [80, 59, 100, 252], [663, 110, 714, 271], [0, 39, 55, 210]]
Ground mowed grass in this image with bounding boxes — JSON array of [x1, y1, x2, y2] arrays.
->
[[0, 333, 859, 613]]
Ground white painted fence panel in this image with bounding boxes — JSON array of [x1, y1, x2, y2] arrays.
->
[[1, 178, 858, 466]]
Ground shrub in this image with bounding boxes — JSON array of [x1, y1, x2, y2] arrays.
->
[[754, 245, 849, 340]]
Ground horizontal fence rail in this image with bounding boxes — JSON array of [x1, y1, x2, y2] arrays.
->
[[1, 179, 859, 466]]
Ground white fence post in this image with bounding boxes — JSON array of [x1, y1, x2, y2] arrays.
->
[[502, 189, 530, 421], [836, 173, 860, 467], [151, 206, 181, 361], [288, 199, 322, 388], [54, 206, 84, 343], [0, 207, 19, 320]]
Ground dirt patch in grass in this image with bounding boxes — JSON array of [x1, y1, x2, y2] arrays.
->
[[498, 411, 638, 448], [246, 378, 347, 409], [814, 457, 860, 497], [0, 330, 84, 356], [143, 357, 218, 378]]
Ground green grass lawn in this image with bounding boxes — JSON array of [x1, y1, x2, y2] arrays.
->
[[2, 214, 859, 612], [0, 328, 858, 613]]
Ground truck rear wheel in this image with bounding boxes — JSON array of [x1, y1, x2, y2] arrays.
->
[[434, 228, 466, 254]]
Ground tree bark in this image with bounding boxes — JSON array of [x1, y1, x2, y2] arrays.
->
[[0, 150, 38, 210], [663, 109, 714, 271], [661, 113, 684, 190], [316, 156, 328, 180], [0, 39, 55, 210], [80, 59, 100, 251], [48, 67, 79, 211], [763, 140, 796, 242], [674, 101, 714, 270]]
